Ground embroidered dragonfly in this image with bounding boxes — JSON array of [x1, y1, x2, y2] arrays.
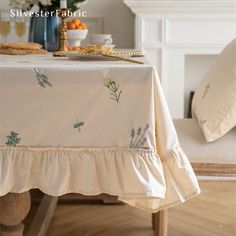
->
[[33, 68, 53, 88], [73, 120, 85, 132]]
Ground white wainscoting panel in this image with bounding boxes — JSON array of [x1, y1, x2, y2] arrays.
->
[[125, 0, 236, 118], [141, 17, 162, 44], [166, 17, 236, 45]]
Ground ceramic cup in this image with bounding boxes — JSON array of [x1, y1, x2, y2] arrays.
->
[[89, 34, 112, 45]]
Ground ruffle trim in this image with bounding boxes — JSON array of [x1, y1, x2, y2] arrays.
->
[[119, 146, 201, 212], [0, 146, 200, 212]]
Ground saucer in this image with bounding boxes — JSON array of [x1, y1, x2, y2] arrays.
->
[[87, 44, 116, 49], [106, 44, 116, 49]]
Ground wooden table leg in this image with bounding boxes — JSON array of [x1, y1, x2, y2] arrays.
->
[[152, 213, 156, 230], [0, 192, 31, 236], [153, 210, 168, 236], [26, 195, 58, 236]]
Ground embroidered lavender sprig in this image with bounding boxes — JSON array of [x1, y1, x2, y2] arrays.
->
[[138, 137, 147, 148], [104, 76, 122, 103], [33, 68, 53, 88], [129, 124, 149, 148], [5, 131, 21, 146], [129, 128, 135, 147], [143, 123, 149, 134]]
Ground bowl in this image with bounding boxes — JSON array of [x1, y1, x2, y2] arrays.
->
[[67, 29, 88, 47]]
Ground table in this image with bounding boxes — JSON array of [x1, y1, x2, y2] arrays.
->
[[0, 54, 200, 235]]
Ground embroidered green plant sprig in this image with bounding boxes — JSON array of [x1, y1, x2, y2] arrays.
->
[[129, 124, 149, 148], [73, 119, 85, 132], [5, 131, 21, 146], [202, 84, 210, 99], [104, 75, 122, 103], [33, 68, 53, 88]]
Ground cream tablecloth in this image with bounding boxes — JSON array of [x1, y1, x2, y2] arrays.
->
[[0, 54, 200, 212]]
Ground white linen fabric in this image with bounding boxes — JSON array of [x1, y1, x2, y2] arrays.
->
[[0, 54, 200, 212], [192, 39, 236, 142]]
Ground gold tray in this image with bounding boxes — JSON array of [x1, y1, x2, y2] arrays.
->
[[53, 49, 145, 58]]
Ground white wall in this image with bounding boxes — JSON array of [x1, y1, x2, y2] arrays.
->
[[85, 0, 134, 48], [0, 0, 135, 48], [0, 0, 8, 9]]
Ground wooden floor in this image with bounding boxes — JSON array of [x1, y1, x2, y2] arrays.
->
[[24, 182, 236, 236]]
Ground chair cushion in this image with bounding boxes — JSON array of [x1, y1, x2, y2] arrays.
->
[[173, 119, 236, 164], [192, 39, 236, 142]]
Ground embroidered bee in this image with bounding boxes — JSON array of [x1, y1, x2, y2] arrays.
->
[[73, 120, 85, 132]]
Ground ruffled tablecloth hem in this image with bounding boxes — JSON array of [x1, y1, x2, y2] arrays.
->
[[0, 146, 200, 212], [119, 189, 200, 213]]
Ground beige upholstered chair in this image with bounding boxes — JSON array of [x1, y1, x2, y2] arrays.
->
[[174, 118, 236, 177]]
